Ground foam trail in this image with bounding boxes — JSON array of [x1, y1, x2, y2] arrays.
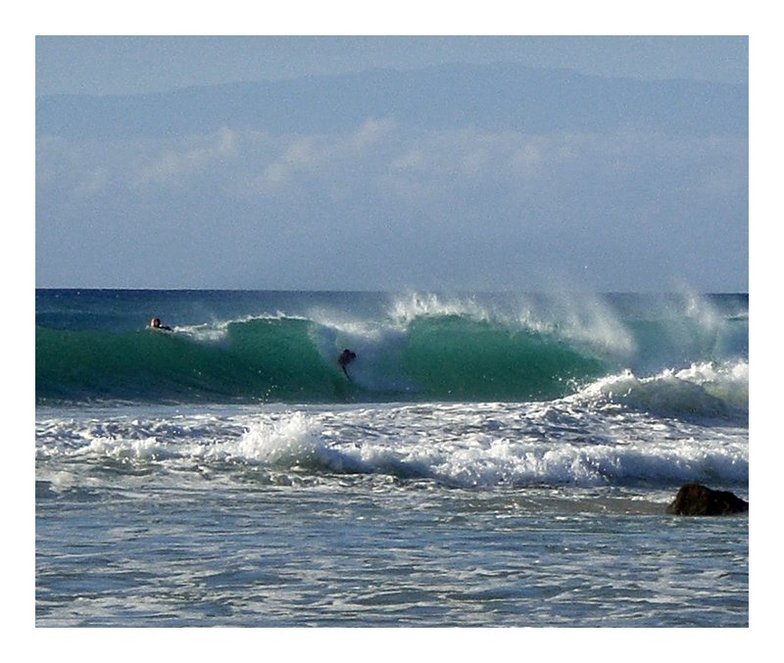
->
[[36, 404, 748, 489]]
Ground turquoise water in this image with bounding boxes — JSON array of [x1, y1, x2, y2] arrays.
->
[[36, 289, 747, 406]]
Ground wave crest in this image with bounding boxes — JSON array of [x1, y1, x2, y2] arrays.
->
[[576, 360, 748, 420], [36, 292, 747, 408]]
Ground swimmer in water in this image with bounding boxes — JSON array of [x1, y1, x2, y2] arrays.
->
[[150, 317, 173, 332], [338, 348, 356, 377]]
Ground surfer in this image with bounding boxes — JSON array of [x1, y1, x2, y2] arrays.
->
[[149, 317, 173, 332], [338, 348, 356, 377]]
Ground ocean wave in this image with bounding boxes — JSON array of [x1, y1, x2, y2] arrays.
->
[[36, 402, 749, 491], [575, 359, 748, 420], [36, 291, 748, 407], [35, 312, 607, 404]]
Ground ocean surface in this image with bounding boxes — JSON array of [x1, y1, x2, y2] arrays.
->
[[35, 289, 749, 627]]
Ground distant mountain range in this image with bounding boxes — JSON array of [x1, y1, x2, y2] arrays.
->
[[36, 63, 747, 140]]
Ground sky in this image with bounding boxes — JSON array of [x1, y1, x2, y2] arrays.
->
[[36, 35, 747, 97], [25, 0, 767, 295], [35, 33, 749, 292]]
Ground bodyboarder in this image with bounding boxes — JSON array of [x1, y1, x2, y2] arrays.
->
[[338, 348, 356, 377]]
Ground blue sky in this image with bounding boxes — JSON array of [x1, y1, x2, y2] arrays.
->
[[37, 35, 747, 97], [33, 25, 753, 293]]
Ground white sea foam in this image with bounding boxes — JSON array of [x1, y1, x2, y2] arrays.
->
[[230, 411, 325, 464], [177, 321, 231, 342], [388, 292, 492, 326], [218, 404, 749, 488], [576, 359, 749, 418], [36, 390, 748, 492], [177, 311, 307, 343], [75, 435, 173, 462]]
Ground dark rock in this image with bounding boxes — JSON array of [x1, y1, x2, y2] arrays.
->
[[666, 483, 748, 516]]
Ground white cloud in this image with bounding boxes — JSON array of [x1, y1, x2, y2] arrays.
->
[[38, 121, 746, 211], [250, 118, 397, 192], [72, 166, 109, 199], [37, 119, 747, 290], [349, 117, 396, 153], [133, 126, 239, 186]]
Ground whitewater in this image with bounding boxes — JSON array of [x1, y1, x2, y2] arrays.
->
[[35, 290, 748, 626]]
